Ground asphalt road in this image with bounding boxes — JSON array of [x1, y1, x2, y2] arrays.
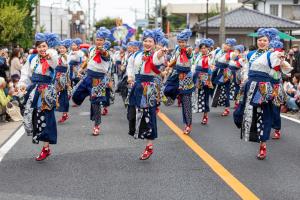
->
[[0, 95, 299, 200]]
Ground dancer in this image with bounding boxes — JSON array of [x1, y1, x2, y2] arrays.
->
[[19, 33, 59, 161], [211, 38, 237, 116], [126, 29, 166, 160], [164, 29, 194, 134], [192, 38, 214, 125], [233, 28, 290, 160], [55, 39, 72, 123], [72, 27, 111, 136]]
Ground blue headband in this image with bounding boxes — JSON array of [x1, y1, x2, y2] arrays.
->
[[225, 38, 237, 47], [72, 38, 82, 46], [96, 27, 111, 39], [176, 29, 192, 41], [158, 38, 169, 47], [153, 28, 165, 44], [234, 45, 245, 52], [60, 39, 72, 48], [142, 29, 156, 42], [35, 33, 46, 42], [199, 38, 214, 48], [257, 28, 279, 41]]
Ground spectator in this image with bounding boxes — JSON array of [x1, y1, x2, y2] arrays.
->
[[9, 48, 22, 80], [285, 73, 300, 112], [0, 77, 13, 121], [292, 44, 300, 76], [0, 49, 9, 81]]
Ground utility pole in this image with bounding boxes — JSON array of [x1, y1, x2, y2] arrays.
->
[[88, 0, 91, 42], [155, 0, 158, 28], [206, 0, 209, 37], [219, 0, 225, 45], [36, 0, 40, 32], [159, 0, 162, 28]]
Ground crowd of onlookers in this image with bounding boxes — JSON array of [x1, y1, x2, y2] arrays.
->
[[0, 47, 25, 122]]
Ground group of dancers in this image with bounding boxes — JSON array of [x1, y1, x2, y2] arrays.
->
[[17, 26, 292, 161]]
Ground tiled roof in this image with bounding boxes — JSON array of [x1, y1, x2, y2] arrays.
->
[[194, 6, 300, 29]]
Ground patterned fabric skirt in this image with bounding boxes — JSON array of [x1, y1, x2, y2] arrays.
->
[[234, 79, 273, 143], [192, 86, 210, 113], [23, 74, 57, 144], [211, 82, 230, 108]]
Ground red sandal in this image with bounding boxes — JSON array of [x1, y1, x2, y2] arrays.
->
[[101, 107, 108, 116], [93, 125, 100, 136], [140, 144, 153, 160], [201, 116, 208, 125], [256, 143, 267, 160], [221, 108, 230, 116], [272, 130, 281, 140], [183, 125, 192, 135], [36, 146, 51, 161], [58, 113, 69, 123]]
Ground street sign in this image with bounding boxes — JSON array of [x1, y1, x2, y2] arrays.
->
[[135, 19, 149, 28]]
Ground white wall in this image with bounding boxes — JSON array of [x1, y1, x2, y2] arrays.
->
[[40, 6, 70, 39]]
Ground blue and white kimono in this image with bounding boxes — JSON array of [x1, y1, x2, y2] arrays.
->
[[164, 47, 194, 126], [68, 50, 84, 85], [126, 50, 164, 140], [19, 49, 58, 144], [228, 54, 246, 100], [192, 54, 213, 113], [234, 49, 281, 142], [211, 48, 232, 107], [72, 46, 111, 126], [55, 54, 71, 112]]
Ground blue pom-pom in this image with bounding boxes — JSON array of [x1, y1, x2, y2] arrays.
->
[[176, 29, 192, 41], [225, 38, 237, 46], [234, 45, 245, 52], [45, 33, 60, 48], [35, 33, 46, 42], [269, 40, 283, 49], [103, 41, 111, 50], [206, 38, 214, 47], [60, 39, 72, 48], [96, 27, 111, 39], [158, 38, 169, 47], [153, 28, 164, 43]]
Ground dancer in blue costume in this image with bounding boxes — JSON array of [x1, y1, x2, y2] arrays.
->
[[234, 28, 291, 160], [164, 29, 194, 134], [211, 38, 237, 116], [19, 33, 59, 161], [126, 29, 166, 160], [192, 38, 214, 125], [72, 27, 112, 136], [55, 39, 72, 123]]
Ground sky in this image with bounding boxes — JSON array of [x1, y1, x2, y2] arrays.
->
[[41, 0, 239, 27]]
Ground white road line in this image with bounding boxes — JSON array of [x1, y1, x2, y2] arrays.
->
[[281, 114, 300, 124], [0, 126, 25, 162]]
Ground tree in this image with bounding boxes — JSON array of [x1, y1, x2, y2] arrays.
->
[[0, 3, 28, 45], [95, 17, 117, 30], [0, 0, 37, 48]]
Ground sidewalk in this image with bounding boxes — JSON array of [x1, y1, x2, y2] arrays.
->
[[0, 121, 22, 147]]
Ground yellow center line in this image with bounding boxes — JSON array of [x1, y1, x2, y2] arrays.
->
[[157, 112, 260, 200]]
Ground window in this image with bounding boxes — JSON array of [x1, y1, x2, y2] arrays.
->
[[270, 4, 279, 16], [282, 5, 300, 20]]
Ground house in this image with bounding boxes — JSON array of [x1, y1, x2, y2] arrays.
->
[[239, 0, 300, 35], [193, 6, 300, 47]]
